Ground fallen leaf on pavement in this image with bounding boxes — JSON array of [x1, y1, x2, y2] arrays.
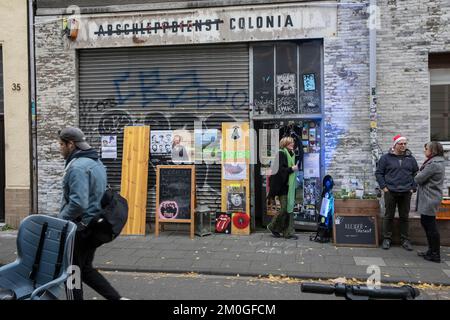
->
[[331, 277, 347, 284]]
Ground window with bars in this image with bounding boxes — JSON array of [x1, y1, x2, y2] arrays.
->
[[252, 40, 322, 115]]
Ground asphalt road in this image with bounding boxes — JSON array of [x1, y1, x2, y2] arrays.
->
[[83, 271, 450, 301]]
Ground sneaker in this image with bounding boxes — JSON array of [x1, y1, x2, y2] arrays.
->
[[423, 253, 441, 263], [267, 225, 281, 238], [120, 297, 131, 300], [382, 239, 391, 250], [401, 240, 413, 251], [285, 234, 298, 240]]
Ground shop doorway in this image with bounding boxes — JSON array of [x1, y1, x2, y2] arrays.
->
[[254, 119, 322, 231]]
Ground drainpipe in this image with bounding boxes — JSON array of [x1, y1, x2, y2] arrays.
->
[[28, 0, 38, 214], [369, 0, 379, 175]]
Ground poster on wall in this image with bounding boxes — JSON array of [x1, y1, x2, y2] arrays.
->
[[308, 127, 316, 142], [194, 129, 221, 163], [171, 130, 194, 164], [303, 178, 318, 220], [227, 186, 246, 212], [151, 130, 173, 155], [223, 163, 247, 180], [303, 73, 316, 92], [303, 153, 320, 178], [101, 135, 117, 159]]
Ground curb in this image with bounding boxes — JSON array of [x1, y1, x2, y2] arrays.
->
[[94, 264, 450, 287]]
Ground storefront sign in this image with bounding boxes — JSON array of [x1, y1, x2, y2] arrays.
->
[[67, 3, 337, 48]]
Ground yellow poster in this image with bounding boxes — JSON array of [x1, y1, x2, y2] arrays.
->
[[221, 123, 250, 235]]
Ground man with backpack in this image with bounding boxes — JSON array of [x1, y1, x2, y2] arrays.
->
[[58, 127, 126, 300]]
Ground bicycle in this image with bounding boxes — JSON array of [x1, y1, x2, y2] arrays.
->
[[301, 282, 420, 300]]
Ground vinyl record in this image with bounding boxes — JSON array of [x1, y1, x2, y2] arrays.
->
[[232, 212, 250, 229]]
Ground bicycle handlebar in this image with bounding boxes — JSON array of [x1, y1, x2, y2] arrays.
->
[[301, 282, 420, 300]]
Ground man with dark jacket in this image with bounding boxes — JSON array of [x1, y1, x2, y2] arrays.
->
[[375, 135, 419, 251], [58, 127, 126, 300]]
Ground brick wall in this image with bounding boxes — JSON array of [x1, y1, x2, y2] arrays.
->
[[35, 17, 77, 215], [324, 1, 373, 193], [377, 0, 450, 195]]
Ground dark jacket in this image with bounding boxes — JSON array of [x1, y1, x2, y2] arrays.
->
[[268, 150, 294, 198], [414, 156, 446, 216], [375, 149, 419, 193]]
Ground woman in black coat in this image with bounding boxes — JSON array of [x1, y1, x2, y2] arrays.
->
[[267, 136, 299, 239]]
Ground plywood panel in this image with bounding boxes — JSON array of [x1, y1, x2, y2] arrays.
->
[[120, 126, 150, 235], [222, 122, 251, 235]]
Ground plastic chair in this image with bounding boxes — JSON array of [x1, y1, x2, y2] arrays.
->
[[0, 215, 77, 300]]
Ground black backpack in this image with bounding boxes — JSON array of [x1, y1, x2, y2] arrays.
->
[[87, 188, 129, 247]]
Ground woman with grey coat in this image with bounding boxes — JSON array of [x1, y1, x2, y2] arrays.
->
[[414, 141, 446, 263]]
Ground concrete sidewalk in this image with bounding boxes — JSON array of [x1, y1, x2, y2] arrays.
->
[[1, 230, 450, 285]]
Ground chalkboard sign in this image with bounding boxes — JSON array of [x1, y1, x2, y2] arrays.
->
[[156, 165, 195, 238], [333, 214, 378, 247]]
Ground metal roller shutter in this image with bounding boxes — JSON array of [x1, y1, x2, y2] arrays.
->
[[78, 43, 249, 220], [0, 47, 3, 115]]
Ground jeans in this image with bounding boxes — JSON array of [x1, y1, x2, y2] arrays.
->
[[420, 214, 440, 256], [382, 191, 411, 242], [268, 195, 295, 238], [68, 231, 121, 300]]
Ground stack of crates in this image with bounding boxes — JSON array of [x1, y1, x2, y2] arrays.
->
[[437, 199, 450, 220]]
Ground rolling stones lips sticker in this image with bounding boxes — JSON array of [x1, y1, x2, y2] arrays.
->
[[159, 201, 178, 219], [232, 212, 250, 229], [215, 214, 231, 233]]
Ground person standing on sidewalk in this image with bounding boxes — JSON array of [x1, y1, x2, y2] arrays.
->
[[267, 136, 299, 240], [375, 134, 419, 251], [58, 127, 126, 300], [415, 141, 445, 263]]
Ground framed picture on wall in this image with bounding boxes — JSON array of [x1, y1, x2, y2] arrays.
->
[[303, 73, 316, 92]]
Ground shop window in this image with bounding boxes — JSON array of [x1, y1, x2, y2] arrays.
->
[[276, 43, 298, 114], [252, 40, 322, 115], [299, 41, 322, 114], [429, 53, 450, 143], [253, 45, 274, 114]]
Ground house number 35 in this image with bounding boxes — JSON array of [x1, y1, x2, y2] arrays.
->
[[12, 83, 21, 91]]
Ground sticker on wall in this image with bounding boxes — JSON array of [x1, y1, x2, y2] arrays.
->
[[303, 73, 316, 92], [277, 73, 296, 96], [309, 128, 316, 142], [276, 73, 297, 114], [101, 135, 117, 159], [215, 212, 231, 234], [159, 201, 179, 219]]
